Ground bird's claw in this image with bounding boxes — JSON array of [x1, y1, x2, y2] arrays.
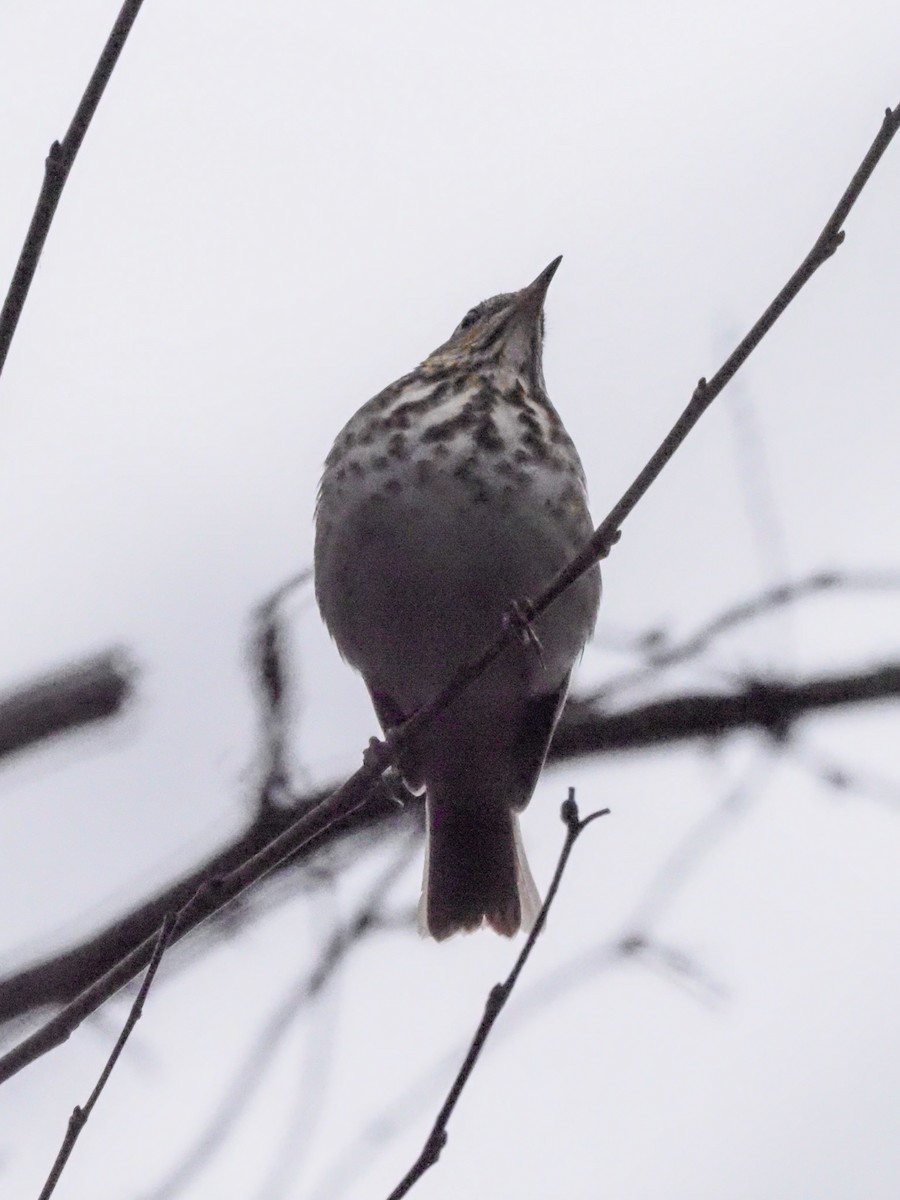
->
[[504, 599, 544, 663], [383, 765, 411, 806], [363, 735, 392, 772], [363, 734, 412, 806]]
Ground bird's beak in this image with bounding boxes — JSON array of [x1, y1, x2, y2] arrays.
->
[[516, 256, 563, 318]]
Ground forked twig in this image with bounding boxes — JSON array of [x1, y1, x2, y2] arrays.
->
[[385, 793, 609, 1200], [0, 102, 897, 1088], [587, 569, 900, 703], [36, 913, 175, 1200]]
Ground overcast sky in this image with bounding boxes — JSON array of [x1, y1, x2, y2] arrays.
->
[[1, 2, 899, 1198]]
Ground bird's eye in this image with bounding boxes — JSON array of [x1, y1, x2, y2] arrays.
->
[[458, 307, 480, 331]]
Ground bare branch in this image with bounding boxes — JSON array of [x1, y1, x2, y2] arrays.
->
[[0, 661, 897, 1031], [314, 761, 778, 1198], [385, 795, 609, 1200], [0, 103, 897, 1085], [251, 570, 313, 811], [0, 650, 134, 762], [0, 787, 414, 1024], [526, 104, 900, 624], [723, 363, 791, 591], [624, 748, 777, 934], [589, 569, 900, 702], [36, 913, 175, 1200], [554, 662, 900, 757], [311, 760, 778, 1199], [141, 840, 416, 1200], [0, 0, 148, 382]]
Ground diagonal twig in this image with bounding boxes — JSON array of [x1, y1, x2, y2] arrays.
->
[[139, 838, 417, 1200], [1, 663, 898, 1052], [36, 913, 175, 1200], [385, 793, 609, 1200], [587, 569, 900, 703], [0, 101, 897, 1088], [0, 0, 148, 382]]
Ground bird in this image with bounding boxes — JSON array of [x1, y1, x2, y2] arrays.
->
[[314, 257, 600, 939]]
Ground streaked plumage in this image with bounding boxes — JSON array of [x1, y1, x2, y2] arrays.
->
[[315, 258, 600, 938]]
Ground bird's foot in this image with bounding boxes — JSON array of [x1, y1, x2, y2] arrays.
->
[[504, 598, 544, 665], [363, 735, 393, 773], [363, 731, 415, 807]]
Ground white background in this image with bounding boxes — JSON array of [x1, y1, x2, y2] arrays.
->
[[1, 2, 899, 1197]]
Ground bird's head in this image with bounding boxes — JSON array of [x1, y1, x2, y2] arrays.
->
[[425, 256, 562, 390]]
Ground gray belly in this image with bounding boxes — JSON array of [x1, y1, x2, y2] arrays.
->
[[315, 466, 600, 711]]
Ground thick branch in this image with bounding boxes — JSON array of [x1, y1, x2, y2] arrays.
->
[[0, 661, 896, 1031], [0, 651, 133, 762]]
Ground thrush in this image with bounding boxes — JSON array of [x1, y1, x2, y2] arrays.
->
[[314, 257, 600, 939]]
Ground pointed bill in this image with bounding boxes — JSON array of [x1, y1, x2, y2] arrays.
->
[[516, 255, 563, 318]]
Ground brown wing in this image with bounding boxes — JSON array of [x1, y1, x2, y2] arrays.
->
[[509, 672, 571, 811]]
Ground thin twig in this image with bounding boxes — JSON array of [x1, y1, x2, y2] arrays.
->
[[587, 569, 900, 703], [140, 840, 417, 1200], [0, 103, 897, 1087], [624, 747, 778, 933], [36, 913, 175, 1200], [385, 793, 609, 1200], [250, 569, 315, 810], [312, 101, 900, 793], [721, 344, 792, 591], [0, 0, 147, 381], [313, 761, 778, 1200], [791, 740, 900, 809]]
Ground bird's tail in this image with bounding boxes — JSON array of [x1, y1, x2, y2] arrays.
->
[[418, 793, 541, 941]]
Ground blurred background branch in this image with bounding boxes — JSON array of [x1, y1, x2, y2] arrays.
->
[[1, 566, 898, 1028], [0, 650, 134, 763]]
